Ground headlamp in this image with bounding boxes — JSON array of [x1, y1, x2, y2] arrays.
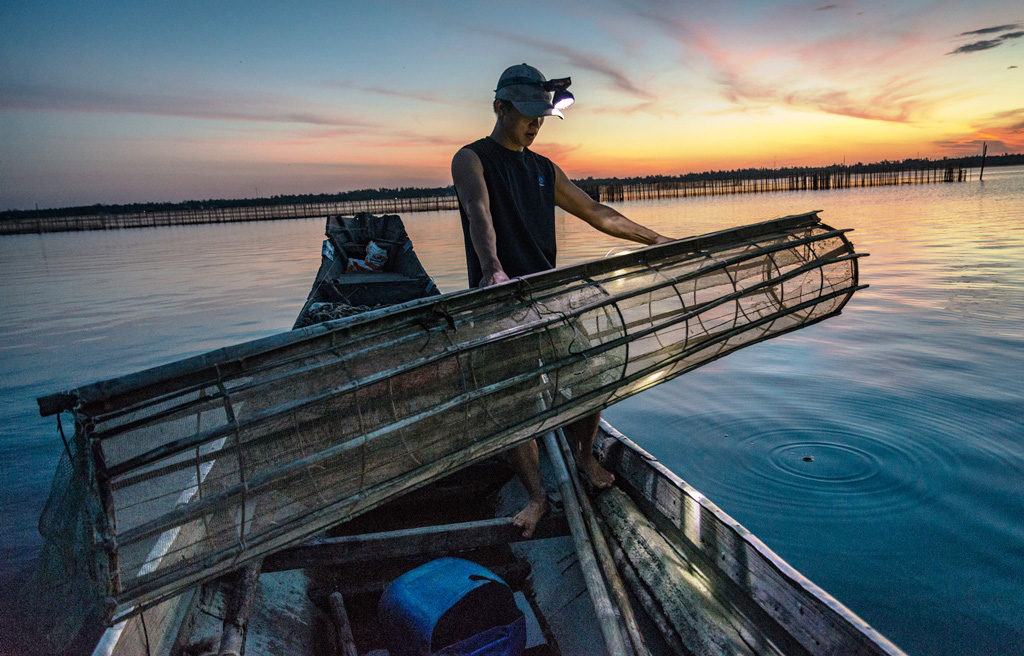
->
[[544, 77, 575, 110], [495, 75, 575, 111]]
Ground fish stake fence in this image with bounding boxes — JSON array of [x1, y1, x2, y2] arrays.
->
[[581, 165, 969, 203], [0, 196, 460, 235], [2, 164, 967, 235]]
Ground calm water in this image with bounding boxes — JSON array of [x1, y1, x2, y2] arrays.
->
[[2, 168, 1022, 655]]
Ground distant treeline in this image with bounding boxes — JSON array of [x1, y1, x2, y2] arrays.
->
[[574, 153, 1024, 187], [4, 153, 1021, 220]]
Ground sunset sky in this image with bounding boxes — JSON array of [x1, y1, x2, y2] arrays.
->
[[1, 0, 1021, 210]]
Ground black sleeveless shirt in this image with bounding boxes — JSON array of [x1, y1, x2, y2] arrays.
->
[[457, 137, 557, 288]]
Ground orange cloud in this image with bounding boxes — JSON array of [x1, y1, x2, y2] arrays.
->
[[935, 107, 1024, 154], [619, 2, 953, 124]]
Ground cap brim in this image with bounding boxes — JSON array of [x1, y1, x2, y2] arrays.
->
[[510, 100, 564, 119]]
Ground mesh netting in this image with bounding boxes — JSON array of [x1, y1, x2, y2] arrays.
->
[[294, 302, 387, 327], [36, 211, 864, 623], [23, 423, 109, 653]]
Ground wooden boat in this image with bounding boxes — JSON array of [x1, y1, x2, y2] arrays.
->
[[292, 212, 440, 330], [31, 212, 903, 654]]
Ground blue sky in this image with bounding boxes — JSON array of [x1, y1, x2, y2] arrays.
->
[[1, 0, 1021, 210]]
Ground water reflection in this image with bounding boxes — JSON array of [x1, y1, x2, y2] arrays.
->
[[606, 169, 1024, 654]]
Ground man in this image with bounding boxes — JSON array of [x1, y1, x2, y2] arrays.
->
[[452, 63, 671, 538]]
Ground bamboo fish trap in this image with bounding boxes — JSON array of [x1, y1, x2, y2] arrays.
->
[[37, 211, 866, 624]]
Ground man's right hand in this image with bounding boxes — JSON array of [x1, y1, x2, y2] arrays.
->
[[479, 269, 511, 288]]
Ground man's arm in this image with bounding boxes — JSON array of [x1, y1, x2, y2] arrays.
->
[[553, 163, 671, 245], [452, 148, 510, 287]]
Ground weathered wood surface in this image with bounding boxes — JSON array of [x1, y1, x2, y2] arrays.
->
[[328, 593, 358, 656], [217, 562, 262, 656], [554, 428, 647, 655], [605, 535, 689, 655], [597, 486, 765, 655], [262, 513, 570, 572], [91, 589, 197, 656], [541, 431, 631, 656], [175, 570, 322, 656], [595, 422, 907, 656]]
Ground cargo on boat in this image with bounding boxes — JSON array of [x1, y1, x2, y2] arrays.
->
[[31, 212, 902, 655]]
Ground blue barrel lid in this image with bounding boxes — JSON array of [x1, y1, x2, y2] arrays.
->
[[379, 558, 523, 656]]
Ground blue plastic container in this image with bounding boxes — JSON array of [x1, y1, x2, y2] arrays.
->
[[378, 558, 526, 656]]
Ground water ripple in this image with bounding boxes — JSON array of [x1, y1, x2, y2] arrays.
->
[[706, 419, 950, 521]]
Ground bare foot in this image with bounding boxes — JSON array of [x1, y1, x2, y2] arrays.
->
[[576, 454, 615, 490], [511, 497, 550, 538]]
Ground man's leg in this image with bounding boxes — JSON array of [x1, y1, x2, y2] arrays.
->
[[566, 412, 615, 489], [507, 438, 550, 538]]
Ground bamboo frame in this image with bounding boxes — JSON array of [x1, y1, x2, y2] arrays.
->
[[36, 211, 867, 621], [38, 212, 824, 417]]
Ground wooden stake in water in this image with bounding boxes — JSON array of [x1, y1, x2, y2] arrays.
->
[[980, 142, 988, 181]]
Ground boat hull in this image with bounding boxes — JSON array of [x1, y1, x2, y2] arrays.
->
[[595, 422, 906, 656]]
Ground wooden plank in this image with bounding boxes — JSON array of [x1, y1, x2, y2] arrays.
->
[[176, 570, 317, 656], [596, 486, 763, 655], [262, 513, 570, 572], [604, 534, 688, 655], [91, 588, 197, 656], [328, 593, 358, 656], [217, 562, 261, 656], [554, 428, 647, 655]]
